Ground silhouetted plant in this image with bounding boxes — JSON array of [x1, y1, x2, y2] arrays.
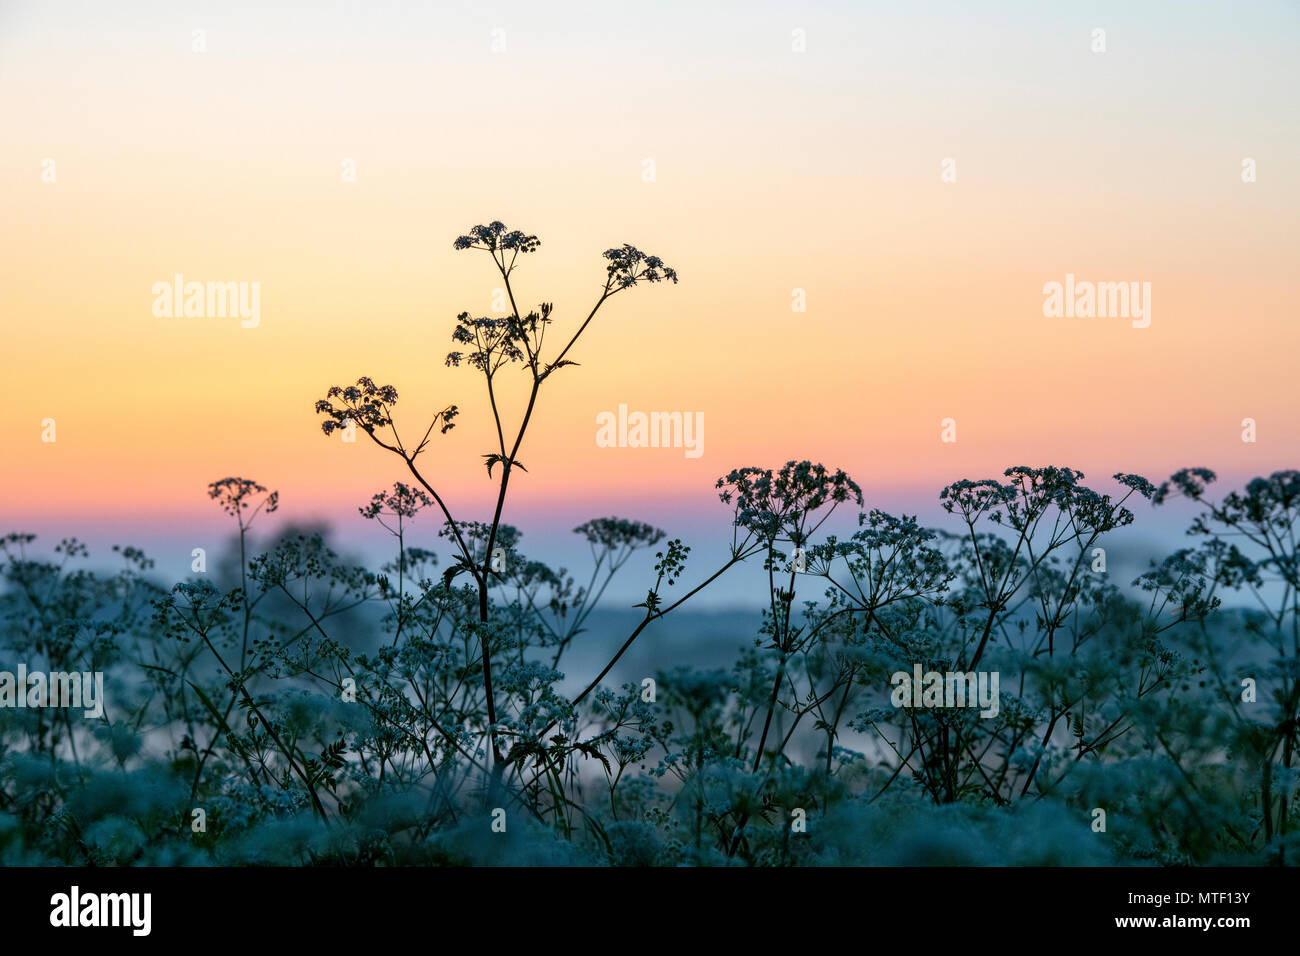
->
[[5, 460, 1297, 865], [313, 220, 677, 768], [2, 224, 1296, 866]]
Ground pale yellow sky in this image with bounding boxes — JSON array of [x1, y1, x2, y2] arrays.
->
[[2, 0, 1297, 536]]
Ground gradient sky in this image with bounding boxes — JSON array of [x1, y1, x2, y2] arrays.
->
[[2, 1, 1297, 596]]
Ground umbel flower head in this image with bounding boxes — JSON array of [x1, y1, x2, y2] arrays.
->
[[359, 482, 434, 522], [452, 220, 540, 255], [446, 313, 531, 371], [315, 376, 400, 436], [207, 477, 278, 519], [717, 460, 862, 541], [452, 221, 677, 290], [602, 244, 678, 289]]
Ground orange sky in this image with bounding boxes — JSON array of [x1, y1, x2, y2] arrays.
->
[[2, 1, 1297, 541]]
